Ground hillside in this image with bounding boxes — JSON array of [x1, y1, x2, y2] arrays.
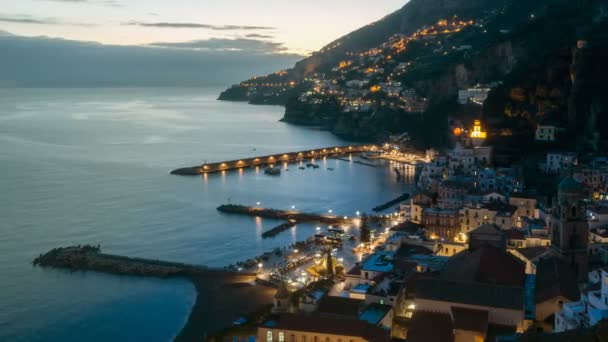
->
[[219, 0, 608, 151]]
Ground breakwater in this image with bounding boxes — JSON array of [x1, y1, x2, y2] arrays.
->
[[33, 245, 256, 280], [32, 245, 266, 341], [171, 144, 380, 175], [262, 220, 297, 239], [217, 204, 351, 225], [372, 193, 410, 212]]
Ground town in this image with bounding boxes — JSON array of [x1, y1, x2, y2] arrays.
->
[[174, 114, 606, 341]]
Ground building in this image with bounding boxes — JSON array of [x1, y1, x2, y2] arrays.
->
[[459, 203, 517, 233], [258, 314, 390, 342], [509, 246, 550, 274], [535, 258, 581, 330], [549, 177, 589, 282], [535, 124, 559, 142], [458, 87, 491, 105], [554, 268, 608, 333], [469, 120, 488, 147], [509, 195, 538, 224], [590, 228, 608, 243], [468, 224, 507, 251], [274, 282, 291, 313], [545, 152, 578, 174], [407, 244, 528, 340], [421, 208, 460, 241]]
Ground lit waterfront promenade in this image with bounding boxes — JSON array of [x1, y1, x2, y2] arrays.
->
[[171, 144, 380, 175]]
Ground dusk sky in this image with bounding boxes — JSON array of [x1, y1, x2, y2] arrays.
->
[[0, 0, 406, 55]]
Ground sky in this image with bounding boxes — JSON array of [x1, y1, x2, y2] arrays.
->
[[0, 0, 406, 55]]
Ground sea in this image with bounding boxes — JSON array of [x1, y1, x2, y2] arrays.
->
[[0, 87, 408, 341]]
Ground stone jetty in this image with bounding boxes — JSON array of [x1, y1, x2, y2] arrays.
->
[[217, 204, 351, 225], [33, 245, 256, 281]]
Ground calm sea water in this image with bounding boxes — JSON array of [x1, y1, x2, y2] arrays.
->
[[0, 87, 407, 341]]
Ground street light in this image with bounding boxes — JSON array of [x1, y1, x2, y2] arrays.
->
[[328, 209, 333, 214], [316, 226, 321, 231], [356, 211, 361, 216], [291, 205, 296, 209], [258, 263, 263, 268], [256, 202, 261, 206]]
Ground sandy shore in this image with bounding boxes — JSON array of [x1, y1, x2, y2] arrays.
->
[[175, 276, 276, 341]]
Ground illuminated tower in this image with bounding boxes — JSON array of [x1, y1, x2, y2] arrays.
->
[[470, 120, 487, 146], [550, 177, 589, 282]]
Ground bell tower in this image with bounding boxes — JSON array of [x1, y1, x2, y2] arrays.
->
[[550, 177, 589, 282]]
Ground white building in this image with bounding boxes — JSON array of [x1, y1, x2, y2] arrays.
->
[[458, 86, 491, 105], [546, 152, 578, 174], [555, 268, 608, 332], [535, 125, 558, 142]]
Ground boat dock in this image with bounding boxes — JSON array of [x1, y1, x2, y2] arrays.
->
[[171, 144, 380, 175]]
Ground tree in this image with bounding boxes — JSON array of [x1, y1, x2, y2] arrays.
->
[[360, 223, 371, 243], [325, 249, 335, 278]]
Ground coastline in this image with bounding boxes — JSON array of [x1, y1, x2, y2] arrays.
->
[[175, 276, 275, 341], [33, 246, 275, 341]]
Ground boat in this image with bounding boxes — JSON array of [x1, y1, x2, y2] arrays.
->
[[299, 167, 306, 170], [264, 167, 281, 175], [327, 167, 334, 171]]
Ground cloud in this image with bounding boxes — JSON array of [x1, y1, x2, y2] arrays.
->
[[0, 33, 303, 87], [35, 0, 121, 7], [0, 14, 93, 26], [244, 33, 274, 39], [149, 38, 288, 54], [123, 21, 275, 31]]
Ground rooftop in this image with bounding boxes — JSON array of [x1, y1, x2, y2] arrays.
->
[[451, 306, 489, 333], [361, 251, 395, 273], [413, 277, 525, 310], [352, 284, 372, 294], [515, 246, 550, 260], [442, 245, 526, 287], [470, 224, 505, 237], [407, 311, 454, 342], [262, 314, 389, 341], [535, 257, 580, 303], [359, 303, 392, 325], [317, 296, 364, 318]]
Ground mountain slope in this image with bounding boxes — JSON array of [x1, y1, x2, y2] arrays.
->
[[219, 0, 608, 150]]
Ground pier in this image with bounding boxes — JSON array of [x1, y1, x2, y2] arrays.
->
[[171, 144, 380, 175], [217, 204, 353, 225]]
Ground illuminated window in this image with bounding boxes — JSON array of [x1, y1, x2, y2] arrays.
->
[[267, 331, 273, 342], [279, 333, 285, 342]]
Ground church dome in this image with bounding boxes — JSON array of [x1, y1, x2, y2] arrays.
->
[[558, 177, 582, 192]]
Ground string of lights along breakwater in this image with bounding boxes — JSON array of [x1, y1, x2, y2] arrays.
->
[[170, 145, 380, 175]]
